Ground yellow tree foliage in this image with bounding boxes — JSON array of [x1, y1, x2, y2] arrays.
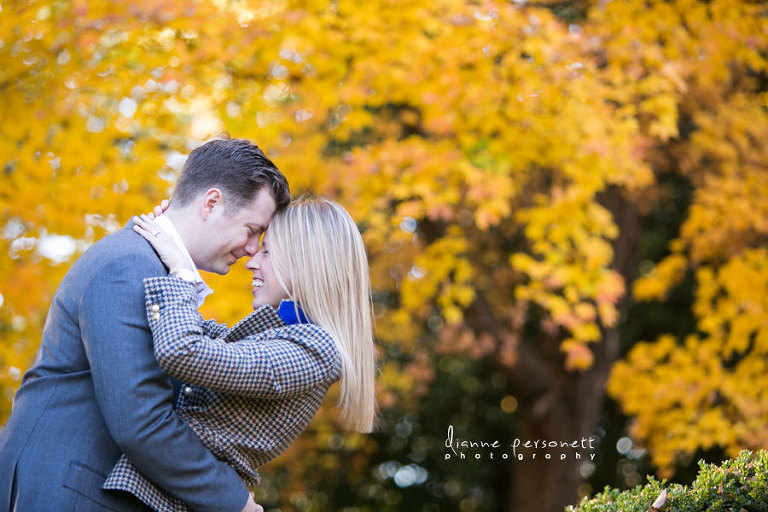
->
[[601, 0, 768, 476], [1, 0, 767, 507]]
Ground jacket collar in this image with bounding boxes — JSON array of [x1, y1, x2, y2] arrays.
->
[[277, 300, 311, 325]]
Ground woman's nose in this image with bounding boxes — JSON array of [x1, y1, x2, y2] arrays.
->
[[245, 253, 260, 269]]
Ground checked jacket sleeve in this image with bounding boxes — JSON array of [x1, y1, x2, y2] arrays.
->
[[143, 277, 339, 398], [198, 309, 264, 341], [199, 318, 229, 339]]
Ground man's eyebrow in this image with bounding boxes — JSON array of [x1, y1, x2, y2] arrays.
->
[[246, 223, 267, 232]]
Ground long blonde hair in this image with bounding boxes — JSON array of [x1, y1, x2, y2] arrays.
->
[[267, 196, 377, 432]]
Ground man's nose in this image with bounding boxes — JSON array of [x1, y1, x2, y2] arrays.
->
[[243, 238, 260, 257]]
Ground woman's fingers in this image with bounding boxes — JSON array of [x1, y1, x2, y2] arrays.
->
[[132, 213, 188, 270], [147, 199, 170, 219], [133, 226, 147, 240], [132, 218, 151, 241], [132, 215, 161, 239]]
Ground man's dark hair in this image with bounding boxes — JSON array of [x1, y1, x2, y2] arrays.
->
[[172, 138, 291, 214]]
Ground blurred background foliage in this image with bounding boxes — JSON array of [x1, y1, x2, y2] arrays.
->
[[1, 0, 768, 510]]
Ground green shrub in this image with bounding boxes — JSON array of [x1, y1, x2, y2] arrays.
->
[[567, 450, 768, 512]]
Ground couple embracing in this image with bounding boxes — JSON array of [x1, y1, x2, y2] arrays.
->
[[0, 138, 377, 511]]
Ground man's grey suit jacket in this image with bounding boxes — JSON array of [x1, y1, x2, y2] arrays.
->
[[0, 225, 249, 511]]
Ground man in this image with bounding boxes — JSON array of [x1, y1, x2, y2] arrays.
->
[[0, 138, 290, 511]]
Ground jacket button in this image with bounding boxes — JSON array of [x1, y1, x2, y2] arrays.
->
[[182, 386, 193, 398], [150, 304, 160, 312], [151, 312, 160, 321]]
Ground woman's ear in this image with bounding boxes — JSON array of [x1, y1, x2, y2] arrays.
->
[[200, 188, 223, 220]]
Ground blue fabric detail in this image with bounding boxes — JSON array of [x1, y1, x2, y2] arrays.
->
[[277, 301, 311, 325]]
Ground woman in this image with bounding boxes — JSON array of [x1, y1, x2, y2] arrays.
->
[[103, 196, 377, 512]]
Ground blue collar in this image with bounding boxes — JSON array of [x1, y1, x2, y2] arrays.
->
[[277, 300, 311, 325]]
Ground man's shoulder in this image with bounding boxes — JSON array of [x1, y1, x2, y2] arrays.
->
[[73, 225, 164, 275], [49, 225, 165, 308], [89, 224, 153, 254]]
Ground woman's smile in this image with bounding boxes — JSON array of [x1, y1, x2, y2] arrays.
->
[[245, 231, 290, 309]]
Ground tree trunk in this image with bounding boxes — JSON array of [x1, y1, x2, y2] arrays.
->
[[501, 188, 642, 511], [504, 329, 618, 511]]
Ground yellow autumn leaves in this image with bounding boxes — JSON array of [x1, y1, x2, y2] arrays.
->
[[1, 0, 768, 483], [615, 248, 768, 474]]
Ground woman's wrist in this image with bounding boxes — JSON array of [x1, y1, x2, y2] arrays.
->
[[168, 267, 196, 282]]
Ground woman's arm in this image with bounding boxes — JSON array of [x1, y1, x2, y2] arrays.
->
[[200, 310, 281, 343], [131, 213, 233, 339], [200, 318, 231, 339], [144, 277, 340, 398]]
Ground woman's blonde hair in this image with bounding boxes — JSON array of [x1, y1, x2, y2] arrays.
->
[[267, 195, 377, 432]]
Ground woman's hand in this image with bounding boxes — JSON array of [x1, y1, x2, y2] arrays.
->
[[132, 214, 192, 274], [147, 199, 170, 220], [240, 492, 263, 512]]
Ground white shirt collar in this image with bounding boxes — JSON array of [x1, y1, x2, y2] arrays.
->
[[153, 214, 214, 307]]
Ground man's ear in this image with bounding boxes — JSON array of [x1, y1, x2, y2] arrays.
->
[[200, 188, 224, 220]]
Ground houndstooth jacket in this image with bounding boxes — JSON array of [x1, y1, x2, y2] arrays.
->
[[102, 277, 341, 511]]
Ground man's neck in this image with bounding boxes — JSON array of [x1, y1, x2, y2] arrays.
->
[[156, 208, 214, 304], [164, 208, 198, 262]]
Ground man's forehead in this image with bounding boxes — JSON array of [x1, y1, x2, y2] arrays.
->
[[238, 189, 277, 220]]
